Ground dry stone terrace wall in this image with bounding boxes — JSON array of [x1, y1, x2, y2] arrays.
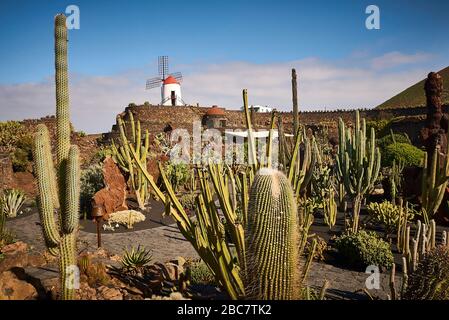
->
[[105, 104, 449, 144]]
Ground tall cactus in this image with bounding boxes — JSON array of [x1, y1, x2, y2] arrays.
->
[[421, 140, 449, 218], [292, 68, 299, 136], [245, 168, 300, 300], [111, 111, 149, 209], [33, 14, 80, 300], [336, 110, 381, 233]]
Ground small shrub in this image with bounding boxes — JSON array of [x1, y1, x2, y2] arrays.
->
[[121, 245, 153, 271], [80, 164, 104, 218], [105, 210, 146, 230], [85, 262, 110, 287], [179, 193, 197, 211], [78, 131, 86, 137], [404, 246, 449, 300], [91, 146, 114, 164], [164, 163, 190, 192], [305, 236, 328, 262], [367, 200, 415, 235], [1, 189, 26, 218], [377, 133, 411, 150], [0, 121, 27, 152], [187, 260, 216, 285], [366, 119, 390, 137], [11, 148, 29, 172], [334, 230, 394, 270], [382, 143, 424, 167]]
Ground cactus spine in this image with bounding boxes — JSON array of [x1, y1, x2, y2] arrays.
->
[[336, 110, 381, 233], [33, 14, 80, 300], [245, 168, 300, 300]]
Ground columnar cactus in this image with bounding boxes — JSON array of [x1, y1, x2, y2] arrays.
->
[[292, 68, 299, 136], [245, 168, 300, 300], [33, 14, 80, 300], [111, 111, 149, 209], [336, 111, 381, 233], [421, 144, 449, 218]]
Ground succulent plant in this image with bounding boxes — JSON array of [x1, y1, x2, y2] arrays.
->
[[33, 14, 80, 300], [245, 168, 300, 300], [121, 245, 153, 270], [1, 189, 26, 218], [111, 110, 150, 209], [336, 111, 381, 233], [403, 246, 449, 300]]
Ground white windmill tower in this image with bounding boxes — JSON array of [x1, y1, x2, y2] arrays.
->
[[146, 56, 185, 106]]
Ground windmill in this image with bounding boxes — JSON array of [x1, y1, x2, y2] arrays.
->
[[146, 56, 185, 106]]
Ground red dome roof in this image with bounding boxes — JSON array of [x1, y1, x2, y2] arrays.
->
[[206, 105, 226, 116], [163, 76, 178, 85]]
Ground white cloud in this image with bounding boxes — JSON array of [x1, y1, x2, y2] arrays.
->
[[370, 51, 432, 70], [0, 52, 441, 133]]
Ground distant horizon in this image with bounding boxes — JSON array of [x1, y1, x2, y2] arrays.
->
[[1, 0, 449, 133]]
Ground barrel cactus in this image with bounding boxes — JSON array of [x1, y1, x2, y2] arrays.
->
[[245, 168, 300, 300], [403, 246, 449, 300], [33, 14, 80, 300]]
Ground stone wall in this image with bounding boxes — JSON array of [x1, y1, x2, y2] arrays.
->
[[105, 104, 448, 146]]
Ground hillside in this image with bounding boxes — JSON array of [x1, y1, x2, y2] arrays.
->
[[376, 66, 449, 109]]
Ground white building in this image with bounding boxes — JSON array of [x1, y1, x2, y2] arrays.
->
[[161, 76, 184, 106], [241, 105, 273, 113]]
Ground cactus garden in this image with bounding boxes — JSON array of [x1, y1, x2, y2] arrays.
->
[[1, 3, 449, 305]]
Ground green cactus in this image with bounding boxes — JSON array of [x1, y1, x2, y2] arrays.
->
[[33, 14, 80, 300], [323, 189, 337, 230], [111, 111, 149, 209], [403, 245, 449, 300], [336, 110, 381, 233], [390, 159, 404, 205], [245, 168, 300, 300], [421, 142, 449, 218]]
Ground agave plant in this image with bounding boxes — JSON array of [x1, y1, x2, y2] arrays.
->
[[1, 189, 26, 218], [121, 245, 153, 270]]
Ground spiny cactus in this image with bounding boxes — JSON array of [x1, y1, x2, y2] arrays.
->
[[292, 68, 299, 136], [336, 110, 381, 233], [421, 143, 449, 218], [111, 111, 149, 209], [245, 168, 300, 300], [33, 14, 80, 300], [389, 159, 404, 205], [403, 246, 449, 300]]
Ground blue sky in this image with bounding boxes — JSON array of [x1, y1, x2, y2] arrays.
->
[[1, 0, 449, 132]]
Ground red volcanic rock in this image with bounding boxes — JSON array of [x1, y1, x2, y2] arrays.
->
[[147, 155, 169, 184], [92, 157, 128, 220]]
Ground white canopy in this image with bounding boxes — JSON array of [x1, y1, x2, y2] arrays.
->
[[224, 130, 294, 138]]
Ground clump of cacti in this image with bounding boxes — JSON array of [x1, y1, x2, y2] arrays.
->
[[403, 245, 449, 300], [33, 14, 80, 300], [421, 144, 449, 219], [111, 111, 150, 209], [336, 110, 381, 233], [245, 168, 300, 300]]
